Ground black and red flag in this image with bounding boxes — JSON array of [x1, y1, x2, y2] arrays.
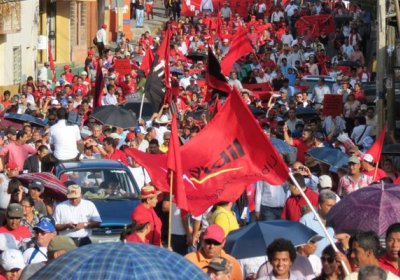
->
[[93, 60, 105, 109]]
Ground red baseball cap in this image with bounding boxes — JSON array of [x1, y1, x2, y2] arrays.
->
[[5, 162, 18, 170], [88, 50, 95, 55], [203, 224, 225, 243], [125, 132, 135, 142], [64, 65, 70, 70], [101, 23, 107, 29], [132, 209, 152, 225]]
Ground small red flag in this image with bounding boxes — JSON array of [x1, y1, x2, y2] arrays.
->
[[363, 125, 387, 164], [48, 42, 56, 82], [140, 48, 154, 77], [167, 113, 188, 211], [157, 28, 172, 89], [220, 28, 254, 76]]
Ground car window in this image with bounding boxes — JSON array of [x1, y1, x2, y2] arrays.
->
[[61, 169, 138, 200]]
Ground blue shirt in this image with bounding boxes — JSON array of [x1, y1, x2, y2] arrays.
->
[[299, 212, 336, 257]]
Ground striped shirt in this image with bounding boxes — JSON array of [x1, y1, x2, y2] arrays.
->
[[53, 199, 102, 238], [338, 174, 373, 196]]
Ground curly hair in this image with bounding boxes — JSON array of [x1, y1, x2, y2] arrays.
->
[[267, 238, 297, 263]]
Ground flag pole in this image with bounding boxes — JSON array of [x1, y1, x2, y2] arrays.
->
[[167, 170, 174, 250], [139, 92, 146, 121], [288, 172, 350, 276]]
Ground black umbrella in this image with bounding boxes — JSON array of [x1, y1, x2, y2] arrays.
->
[[382, 144, 400, 155], [91, 105, 138, 129], [4, 113, 46, 127], [296, 107, 318, 119], [185, 52, 207, 61], [123, 102, 155, 120]]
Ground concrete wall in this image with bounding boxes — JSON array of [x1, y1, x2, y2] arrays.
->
[[0, 0, 39, 88], [55, 1, 70, 64]]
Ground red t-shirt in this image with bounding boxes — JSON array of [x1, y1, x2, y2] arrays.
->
[[104, 149, 129, 165], [292, 139, 314, 163], [378, 254, 400, 276], [0, 225, 31, 242], [363, 168, 387, 181], [281, 188, 319, 222], [131, 204, 162, 246], [126, 232, 149, 244]]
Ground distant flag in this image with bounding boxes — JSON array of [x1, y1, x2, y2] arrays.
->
[[140, 48, 154, 77], [48, 42, 56, 82], [93, 60, 105, 109]]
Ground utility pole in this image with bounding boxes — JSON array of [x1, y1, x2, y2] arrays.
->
[[376, 0, 387, 133], [386, 26, 396, 132]]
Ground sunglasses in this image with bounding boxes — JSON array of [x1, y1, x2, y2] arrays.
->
[[204, 239, 222, 246], [321, 256, 335, 263]]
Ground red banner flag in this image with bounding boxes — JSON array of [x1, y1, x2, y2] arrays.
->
[[206, 47, 231, 96], [221, 28, 254, 76], [48, 42, 56, 82], [157, 28, 172, 89], [167, 113, 188, 211], [363, 125, 387, 164], [140, 48, 154, 77], [181, 0, 201, 17], [125, 87, 289, 215]]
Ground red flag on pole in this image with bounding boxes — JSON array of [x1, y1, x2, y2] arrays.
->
[[220, 28, 254, 76], [157, 28, 172, 89], [362, 125, 387, 164], [206, 47, 231, 93], [125, 86, 289, 215], [140, 48, 154, 77], [48, 42, 56, 82], [93, 60, 105, 109], [167, 113, 188, 211]]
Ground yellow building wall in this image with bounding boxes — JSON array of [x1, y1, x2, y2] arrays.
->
[[55, 1, 70, 63]]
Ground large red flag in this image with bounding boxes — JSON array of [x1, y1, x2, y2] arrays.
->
[[362, 125, 387, 164], [125, 86, 289, 215], [167, 113, 188, 211], [48, 42, 56, 82], [140, 48, 154, 77], [220, 28, 254, 76], [93, 60, 105, 109]]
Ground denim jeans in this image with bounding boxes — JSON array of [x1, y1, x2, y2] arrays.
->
[[260, 205, 283, 221], [136, 8, 144, 27]]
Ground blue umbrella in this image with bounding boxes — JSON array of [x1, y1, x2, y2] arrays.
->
[[270, 138, 297, 164], [4, 113, 46, 127], [306, 147, 349, 171], [31, 242, 209, 280], [224, 220, 320, 259]]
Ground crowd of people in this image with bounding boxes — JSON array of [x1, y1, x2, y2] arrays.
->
[[0, 0, 398, 279]]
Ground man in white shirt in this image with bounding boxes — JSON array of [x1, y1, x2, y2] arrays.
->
[[351, 117, 372, 147], [311, 78, 331, 110], [179, 69, 192, 90], [54, 185, 102, 247], [255, 181, 287, 221], [341, 38, 354, 60], [255, 0, 267, 20], [37, 62, 49, 83], [200, 0, 213, 15], [102, 85, 118, 105], [220, 2, 232, 20], [285, 0, 298, 17], [95, 24, 108, 56], [128, 159, 151, 190], [48, 108, 82, 162]]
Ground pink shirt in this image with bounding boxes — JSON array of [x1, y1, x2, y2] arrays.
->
[[0, 142, 36, 171]]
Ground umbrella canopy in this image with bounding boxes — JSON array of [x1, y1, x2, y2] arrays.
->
[[4, 113, 46, 127], [327, 183, 400, 236], [91, 105, 138, 129], [123, 102, 155, 120], [224, 220, 320, 259], [382, 144, 400, 155], [31, 242, 209, 280], [185, 52, 207, 61], [307, 147, 349, 170], [296, 107, 318, 119], [17, 173, 67, 201], [0, 117, 23, 130], [271, 138, 297, 164]]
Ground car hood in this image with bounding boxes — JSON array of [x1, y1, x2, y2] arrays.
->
[[90, 199, 140, 227]]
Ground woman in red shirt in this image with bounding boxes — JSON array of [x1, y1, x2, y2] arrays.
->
[[125, 208, 152, 244]]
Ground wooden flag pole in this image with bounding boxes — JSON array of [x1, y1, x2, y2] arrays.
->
[[167, 171, 174, 250], [139, 92, 146, 121], [288, 172, 351, 276]]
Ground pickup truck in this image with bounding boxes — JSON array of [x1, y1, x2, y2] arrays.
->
[[55, 159, 141, 242]]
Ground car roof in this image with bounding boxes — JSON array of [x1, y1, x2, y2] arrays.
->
[[57, 159, 128, 171]]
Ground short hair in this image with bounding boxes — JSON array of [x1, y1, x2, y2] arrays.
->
[[103, 137, 117, 148], [149, 139, 159, 146], [16, 130, 26, 140], [106, 84, 115, 91], [318, 190, 337, 204], [357, 117, 366, 125], [57, 108, 67, 120], [386, 223, 400, 240], [267, 238, 297, 263], [37, 145, 49, 153], [350, 231, 381, 259], [288, 173, 305, 188], [358, 265, 387, 280]]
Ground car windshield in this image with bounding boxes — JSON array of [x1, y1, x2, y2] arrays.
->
[[60, 169, 138, 200]]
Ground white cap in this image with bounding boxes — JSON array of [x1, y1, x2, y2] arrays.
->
[[362, 153, 374, 163], [81, 71, 88, 76], [51, 99, 59, 106], [110, 133, 121, 140], [223, 38, 229, 43], [0, 234, 17, 251], [0, 249, 25, 271], [318, 175, 332, 189]]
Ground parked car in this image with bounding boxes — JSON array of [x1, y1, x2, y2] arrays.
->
[[55, 159, 140, 242], [301, 75, 336, 96]]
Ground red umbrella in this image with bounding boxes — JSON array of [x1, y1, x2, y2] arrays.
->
[[17, 173, 67, 201], [0, 117, 23, 130]]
